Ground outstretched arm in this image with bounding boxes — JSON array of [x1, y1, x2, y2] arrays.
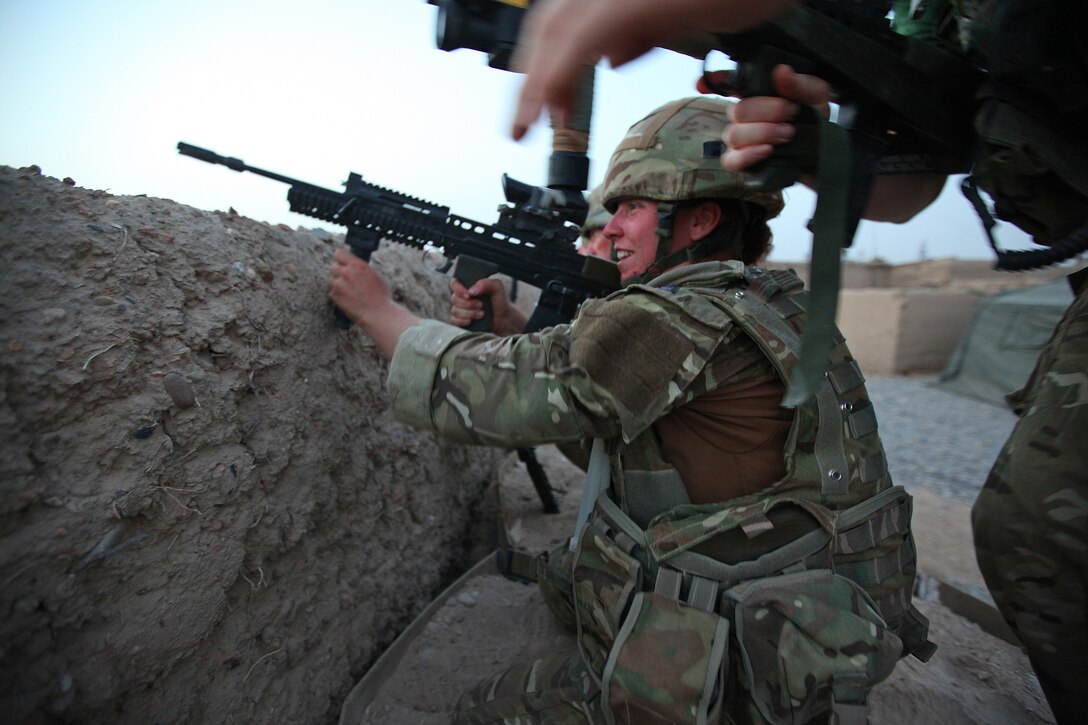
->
[[328, 248, 419, 359], [511, 0, 793, 140]]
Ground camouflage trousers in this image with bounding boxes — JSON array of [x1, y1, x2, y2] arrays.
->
[[972, 273, 1088, 725], [451, 649, 603, 724]]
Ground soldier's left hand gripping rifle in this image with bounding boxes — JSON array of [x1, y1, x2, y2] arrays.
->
[[178, 141, 621, 514]]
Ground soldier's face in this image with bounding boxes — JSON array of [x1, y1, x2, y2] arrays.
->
[[603, 199, 661, 281]]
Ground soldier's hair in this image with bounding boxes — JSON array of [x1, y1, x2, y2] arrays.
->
[[678, 199, 772, 265]]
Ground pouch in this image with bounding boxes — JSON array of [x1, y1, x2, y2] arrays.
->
[[602, 591, 729, 725], [726, 570, 902, 725], [572, 518, 643, 674]]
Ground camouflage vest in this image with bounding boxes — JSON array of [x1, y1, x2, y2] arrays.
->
[[569, 265, 933, 725]]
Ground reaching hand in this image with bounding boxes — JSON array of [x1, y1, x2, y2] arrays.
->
[[328, 248, 419, 358], [718, 64, 833, 173], [449, 277, 528, 336], [715, 63, 943, 221], [510, 0, 792, 140]]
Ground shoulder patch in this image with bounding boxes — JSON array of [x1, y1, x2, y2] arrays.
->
[[569, 292, 729, 422]]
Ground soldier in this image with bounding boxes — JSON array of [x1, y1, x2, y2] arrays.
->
[[505, 2, 1088, 721], [576, 185, 612, 259], [718, 18, 1088, 725], [330, 96, 929, 723]]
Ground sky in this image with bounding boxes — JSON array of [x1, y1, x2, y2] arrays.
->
[[0, 0, 1033, 265]]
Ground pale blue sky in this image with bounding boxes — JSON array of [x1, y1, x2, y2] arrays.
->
[[0, 0, 1030, 263]]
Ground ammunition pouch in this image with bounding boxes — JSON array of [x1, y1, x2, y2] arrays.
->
[[604, 591, 729, 725], [725, 570, 901, 725], [569, 486, 929, 724]]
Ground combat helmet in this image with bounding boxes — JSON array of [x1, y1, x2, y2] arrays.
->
[[601, 96, 783, 281], [580, 185, 612, 235]]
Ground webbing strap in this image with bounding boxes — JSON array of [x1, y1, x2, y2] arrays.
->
[[834, 485, 909, 532], [857, 452, 887, 485], [830, 673, 870, 725], [827, 360, 865, 394], [654, 568, 683, 599], [874, 587, 911, 623], [769, 294, 805, 319], [814, 380, 851, 496], [596, 490, 648, 550], [783, 119, 853, 407], [570, 438, 610, 552], [732, 286, 849, 495], [846, 403, 878, 439], [836, 545, 910, 590], [837, 498, 911, 554], [653, 569, 722, 614], [667, 527, 832, 585]]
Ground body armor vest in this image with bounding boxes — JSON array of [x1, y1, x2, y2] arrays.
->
[[570, 267, 934, 718]]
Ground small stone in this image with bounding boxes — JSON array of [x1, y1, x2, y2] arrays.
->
[[105, 200, 120, 209], [162, 372, 196, 409], [131, 425, 157, 439], [41, 308, 66, 324]]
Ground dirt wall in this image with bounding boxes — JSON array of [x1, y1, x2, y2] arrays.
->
[[0, 166, 502, 723], [838, 288, 983, 375]]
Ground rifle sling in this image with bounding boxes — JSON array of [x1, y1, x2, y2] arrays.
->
[[782, 118, 852, 407]]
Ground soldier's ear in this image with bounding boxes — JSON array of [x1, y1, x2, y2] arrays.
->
[[687, 201, 723, 242]]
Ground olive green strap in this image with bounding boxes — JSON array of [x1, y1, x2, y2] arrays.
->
[[569, 438, 610, 552], [782, 118, 852, 407]]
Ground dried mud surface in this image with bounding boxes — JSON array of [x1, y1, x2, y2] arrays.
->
[[0, 166, 503, 724]]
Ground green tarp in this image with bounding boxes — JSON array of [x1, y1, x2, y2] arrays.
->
[[937, 279, 1073, 407]]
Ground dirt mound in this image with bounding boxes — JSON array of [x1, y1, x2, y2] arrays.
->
[[0, 166, 502, 723]]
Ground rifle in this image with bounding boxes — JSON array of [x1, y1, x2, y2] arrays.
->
[[177, 142, 618, 332], [177, 142, 620, 514]]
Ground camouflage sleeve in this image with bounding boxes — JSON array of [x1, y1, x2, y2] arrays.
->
[[386, 290, 732, 447], [387, 319, 473, 432]]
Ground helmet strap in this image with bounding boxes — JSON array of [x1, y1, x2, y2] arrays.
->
[[627, 202, 677, 285], [629, 200, 745, 284]]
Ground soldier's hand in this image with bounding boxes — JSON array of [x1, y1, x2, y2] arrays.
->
[[449, 278, 527, 336], [329, 248, 421, 358], [329, 248, 394, 327], [511, 0, 793, 141], [718, 64, 833, 173], [715, 63, 945, 222]]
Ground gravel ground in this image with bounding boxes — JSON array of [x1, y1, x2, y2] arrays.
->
[[867, 376, 1017, 505]]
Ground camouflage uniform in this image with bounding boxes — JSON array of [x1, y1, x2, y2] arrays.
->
[[896, 4, 1088, 722], [388, 262, 926, 724], [971, 269, 1088, 725], [387, 97, 928, 724]]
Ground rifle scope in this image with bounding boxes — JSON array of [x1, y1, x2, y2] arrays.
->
[[429, 0, 526, 71]]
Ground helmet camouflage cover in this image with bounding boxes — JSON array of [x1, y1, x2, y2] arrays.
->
[[581, 185, 612, 234], [601, 96, 784, 218]]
